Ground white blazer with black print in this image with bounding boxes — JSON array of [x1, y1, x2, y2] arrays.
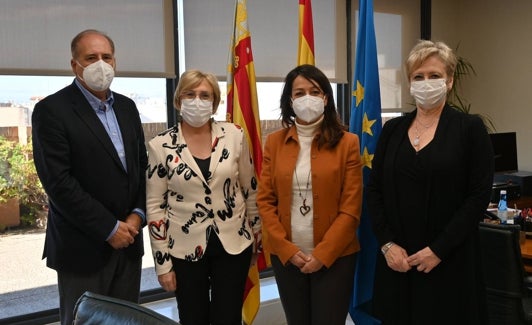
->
[[146, 121, 260, 275]]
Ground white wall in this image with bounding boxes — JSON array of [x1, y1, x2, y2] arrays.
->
[[0, 107, 27, 127], [432, 0, 532, 171]]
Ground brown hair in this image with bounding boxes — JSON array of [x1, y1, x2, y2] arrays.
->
[[71, 29, 115, 59], [280, 64, 344, 149]]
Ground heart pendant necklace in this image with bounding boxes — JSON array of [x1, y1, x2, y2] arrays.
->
[[295, 168, 312, 216]]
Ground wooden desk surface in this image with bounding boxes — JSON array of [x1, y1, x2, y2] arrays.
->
[[520, 238, 532, 273], [503, 196, 532, 271], [485, 197, 532, 272], [521, 238, 532, 259]]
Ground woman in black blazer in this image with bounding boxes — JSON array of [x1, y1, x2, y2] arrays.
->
[[367, 40, 494, 324]]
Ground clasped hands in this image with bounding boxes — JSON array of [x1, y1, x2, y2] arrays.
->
[[107, 213, 141, 250], [384, 244, 441, 273], [289, 251, 323, 273]]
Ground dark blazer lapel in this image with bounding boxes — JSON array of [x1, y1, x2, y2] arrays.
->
[[381, 112, 414, 237], [69, 85, 125, 172], [434, 105, 453, 141], [385, 111, 413, 164]]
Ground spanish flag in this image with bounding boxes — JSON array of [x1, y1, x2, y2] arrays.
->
[[298, 0, 315, 65], [226, 1, 266, 324]]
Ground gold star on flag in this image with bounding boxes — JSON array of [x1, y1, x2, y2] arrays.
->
[[352, 80, 364, 107], [361, 146, 374, 169], [362, 112, 376, 136]]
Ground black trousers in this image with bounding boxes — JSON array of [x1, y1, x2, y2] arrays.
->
[[57, 249, 142, 325], [271, 253, 357, 325], [171, 233, 252, 325]]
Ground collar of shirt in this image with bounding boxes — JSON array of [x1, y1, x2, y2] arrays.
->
[[74, 78, 115, 112]]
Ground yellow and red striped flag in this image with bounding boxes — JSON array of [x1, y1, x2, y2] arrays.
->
[[297, 0, 315, 65], [226, 0, 266, 324]]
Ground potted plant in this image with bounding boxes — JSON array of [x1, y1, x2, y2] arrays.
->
[[448, 47, 496, 132], [0, 136, 47, 230]]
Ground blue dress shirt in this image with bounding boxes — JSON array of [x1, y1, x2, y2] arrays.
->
[[75, 79, 145, 239]]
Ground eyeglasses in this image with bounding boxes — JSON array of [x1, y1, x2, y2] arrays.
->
[[181, 90, 213, 101]]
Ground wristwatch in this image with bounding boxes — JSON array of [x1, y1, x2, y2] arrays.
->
[[381, 241, 394, 255]]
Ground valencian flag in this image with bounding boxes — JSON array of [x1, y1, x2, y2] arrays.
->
[[297, 0, 315, 65], [348, 0, 382, 324], [226, 0, 266, 324]]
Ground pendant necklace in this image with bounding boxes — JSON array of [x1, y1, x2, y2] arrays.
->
[[295, 168, 312, 216], [413, 117, 438, 149]]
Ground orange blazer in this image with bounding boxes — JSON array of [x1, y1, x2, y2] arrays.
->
[[257, 126, 362, 268]]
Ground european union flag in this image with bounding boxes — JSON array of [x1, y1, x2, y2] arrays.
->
[[349, 0, 382, 324]]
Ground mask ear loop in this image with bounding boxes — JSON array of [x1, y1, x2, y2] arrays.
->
[[75, 61, 86, 82], [446, 78, 454, 92]]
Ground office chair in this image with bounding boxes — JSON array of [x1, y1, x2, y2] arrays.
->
[[479, 222, 532, 324], [73, 291, 179, 325]]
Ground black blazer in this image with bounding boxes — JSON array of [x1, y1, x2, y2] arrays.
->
[[367, 105, 494, 323], [368, 105, 494, 256], [32, 81, 148, 274]]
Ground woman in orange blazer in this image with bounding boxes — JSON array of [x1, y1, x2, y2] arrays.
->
[[257, 64, 363, 325]]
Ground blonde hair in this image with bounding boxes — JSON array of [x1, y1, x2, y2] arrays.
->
[[173, 70, 221, 114], [405, 40, 457, 80]]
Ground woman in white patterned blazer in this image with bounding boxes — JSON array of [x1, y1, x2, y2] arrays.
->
[[146, 70, 261, 325]]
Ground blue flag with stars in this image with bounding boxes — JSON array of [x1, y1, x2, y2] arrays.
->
[[349, 0, 382, 324]]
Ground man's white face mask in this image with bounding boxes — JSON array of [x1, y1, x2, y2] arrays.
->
[[77, 60, 115, 92]]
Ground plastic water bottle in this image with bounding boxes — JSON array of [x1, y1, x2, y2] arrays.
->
[[498, 190, 508, 223]]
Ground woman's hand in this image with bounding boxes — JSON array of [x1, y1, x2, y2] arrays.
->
[[158, 270, 177, 292], [406, 247, 441, 273], [383, 243, 411, 272], [300, 255, 323, 274], [289, 251, 311, 269]]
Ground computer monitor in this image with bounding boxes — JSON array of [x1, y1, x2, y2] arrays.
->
[[489, 132, 518, 173]]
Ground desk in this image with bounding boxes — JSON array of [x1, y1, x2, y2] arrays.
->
[[508, 196, 532, 272], [521, 238, 532, 273], [509, 195, 532, 210], [490, 197, 532, 272]]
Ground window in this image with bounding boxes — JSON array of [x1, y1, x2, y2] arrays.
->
[[0, 0, 175, 78], [0, 76, 167, 321]]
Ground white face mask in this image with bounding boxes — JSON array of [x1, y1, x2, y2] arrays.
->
[[410, 78, 447, 110], [292, 94, 325, 123], [180, 98, 213, 127], [77, 60, 115, 92]]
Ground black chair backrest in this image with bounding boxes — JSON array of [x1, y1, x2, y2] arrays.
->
[[73, 291, 179, 325], [479, 222, 527, 324]]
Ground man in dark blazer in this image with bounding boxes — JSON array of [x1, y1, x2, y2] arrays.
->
[[32, 29, 148, 325]]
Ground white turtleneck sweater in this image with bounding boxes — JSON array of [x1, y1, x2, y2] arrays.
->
[[291, 116, 323, 254]]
